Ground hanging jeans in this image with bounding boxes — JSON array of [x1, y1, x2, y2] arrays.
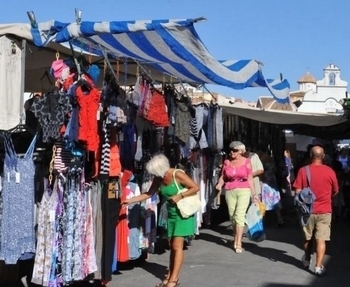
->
[[189, 105, 209, 149], [214, 106, 223, 151]]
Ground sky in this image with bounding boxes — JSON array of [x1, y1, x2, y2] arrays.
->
[[3, 0, 350, 102]]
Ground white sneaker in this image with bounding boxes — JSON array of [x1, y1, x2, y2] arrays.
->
[[301, 254, 311, 269], [315, 265, 326, 276]]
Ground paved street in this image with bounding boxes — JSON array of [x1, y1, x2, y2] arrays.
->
[[1, 209, 348, 287], [108, 211, 350, 287]]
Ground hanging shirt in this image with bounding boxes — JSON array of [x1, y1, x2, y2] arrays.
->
[[75, 80, 100, 152], [0, 36, 22, 130], [30, 90, 72, 142]]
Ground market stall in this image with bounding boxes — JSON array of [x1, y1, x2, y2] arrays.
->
[[0, 16, 291, 287]]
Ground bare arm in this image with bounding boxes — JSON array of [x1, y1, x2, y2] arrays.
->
[[247, 174, 256, 196], [216, 175, 225, 189], [216, 165, 225, 190], [253, 169, 264, 178], [127, 177, 162, 204], [246, 161, 258, 202], [174, 170, 199, 198], [332, 171, 339, 197], [169, 170, 199, 204]]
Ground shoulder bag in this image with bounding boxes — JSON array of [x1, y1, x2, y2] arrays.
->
[[172, 169, 201, 218], [294, 165, 316, 226]]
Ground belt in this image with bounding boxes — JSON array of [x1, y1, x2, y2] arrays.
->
[[231, 179, 247, 182]]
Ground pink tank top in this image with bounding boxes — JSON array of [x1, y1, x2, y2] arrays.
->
[[223, 158, 252, 190]]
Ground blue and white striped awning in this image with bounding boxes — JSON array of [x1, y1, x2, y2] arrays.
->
[[0, 18, 290, 103]]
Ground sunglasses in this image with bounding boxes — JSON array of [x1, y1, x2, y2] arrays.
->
[[230, 149, 239, 152]]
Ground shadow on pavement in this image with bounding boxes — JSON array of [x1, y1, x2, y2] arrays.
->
[[243, 242, 310, 271], [262, 278, 349, 287], [195, 231, 231, 249], [140, 262, 168, 281], [262, 284, 310, 287], [209, 204, 350, 287], [115, 258, 168, 282]]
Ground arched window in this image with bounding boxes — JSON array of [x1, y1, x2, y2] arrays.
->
[[329, 72, 335, 85]]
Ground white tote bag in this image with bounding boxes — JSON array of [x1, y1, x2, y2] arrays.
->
[[172, 170, 201, 218]]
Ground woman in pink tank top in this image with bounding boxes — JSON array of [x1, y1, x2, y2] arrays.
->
[[216, 141, 258, 253]]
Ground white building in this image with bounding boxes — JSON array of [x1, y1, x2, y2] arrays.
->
[[296, 63, 347, 114]]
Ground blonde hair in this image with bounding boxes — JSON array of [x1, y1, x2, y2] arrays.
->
[[229, 141, 246, 153], [146, 153, 170, 178]]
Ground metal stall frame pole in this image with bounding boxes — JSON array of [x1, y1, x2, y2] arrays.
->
[[133, 58, 159, 84], [100, 46, 119, 83], [19, 39, 27, 124]]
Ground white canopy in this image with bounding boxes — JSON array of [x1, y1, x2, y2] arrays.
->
[[218, 97, 346, 127]]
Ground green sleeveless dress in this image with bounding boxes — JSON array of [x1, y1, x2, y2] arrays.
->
[[159, 179, 196, 237]]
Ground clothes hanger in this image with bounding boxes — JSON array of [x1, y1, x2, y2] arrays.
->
[[7, 124, 37, 135]]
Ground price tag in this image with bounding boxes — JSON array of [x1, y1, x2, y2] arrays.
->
[[15, 172, 20, 184], [7, 172, 10, 183], [108, 181, 116, 199], [49, 210, 55, 222]]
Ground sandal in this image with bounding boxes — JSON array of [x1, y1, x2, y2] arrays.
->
[[155, 279, 169, 287], [235, 246, 243, 254], [166, 280, 180, 287]]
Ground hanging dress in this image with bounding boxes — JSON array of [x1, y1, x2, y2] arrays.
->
[[31, 183, 59, 286], [0, 134, 37, 264]]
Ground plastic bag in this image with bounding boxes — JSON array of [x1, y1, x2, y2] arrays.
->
[[259, 202, 266, 217], [245, 203, 266, 242], [261, 183, 281, 211]]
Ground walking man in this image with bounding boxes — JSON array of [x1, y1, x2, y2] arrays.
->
[[293, 146, 338, 275]]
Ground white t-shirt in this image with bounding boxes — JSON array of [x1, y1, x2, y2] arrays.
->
[[249, 153, 264, 195], [0, 36, 22, 130]]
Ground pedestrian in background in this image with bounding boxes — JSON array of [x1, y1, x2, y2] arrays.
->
[[293, 146, 338, 276], [216, 141, 258, 253]]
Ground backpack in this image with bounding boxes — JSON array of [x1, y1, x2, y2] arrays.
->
[[294, 166, 316, 226]]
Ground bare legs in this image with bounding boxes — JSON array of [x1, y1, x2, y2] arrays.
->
[[162, 237, 184, 287], [304, 237, 326, 268], [315, 239, 326, 267], [234, 225, 244, 253], [303, 239, 313, 262]]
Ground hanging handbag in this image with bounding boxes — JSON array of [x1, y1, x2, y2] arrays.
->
[[172, 169, 201, 218]]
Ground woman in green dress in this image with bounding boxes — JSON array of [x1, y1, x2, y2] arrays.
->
[[123, 153, 199, 287]]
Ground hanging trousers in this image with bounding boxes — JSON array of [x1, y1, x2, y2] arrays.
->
[[101, 179, 120, 282]]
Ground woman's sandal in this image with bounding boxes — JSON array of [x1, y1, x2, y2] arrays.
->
[[235, 246, 243, 254], [166, 280, 180, 287], [155, 279, 169, 287]]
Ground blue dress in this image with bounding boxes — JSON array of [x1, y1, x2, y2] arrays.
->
[[0, 134, 37, 264]]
